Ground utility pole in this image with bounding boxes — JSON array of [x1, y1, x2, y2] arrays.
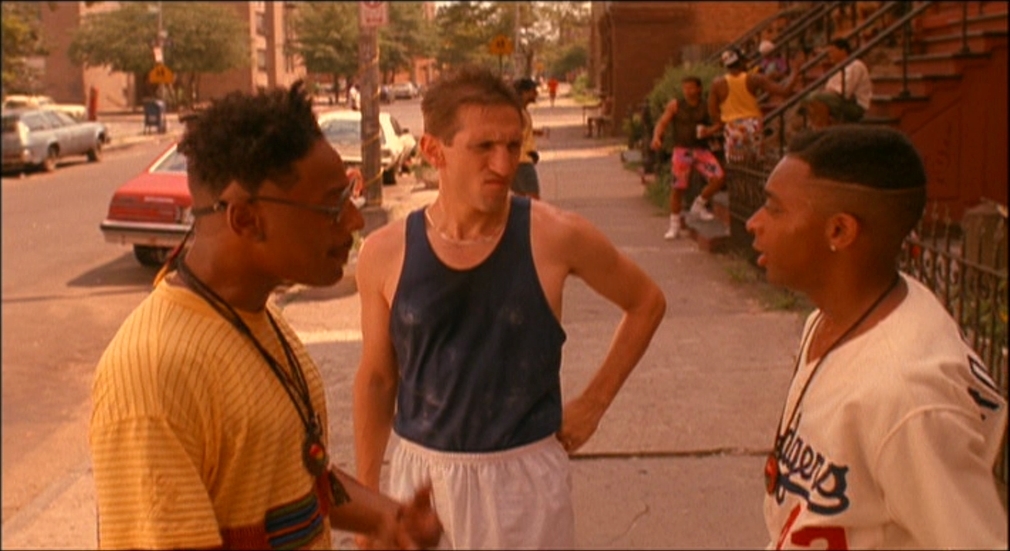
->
[[358, 2, 386, 207], [514, 2, 522, 77]]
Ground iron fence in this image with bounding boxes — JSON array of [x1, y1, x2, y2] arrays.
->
[[898, 205, 1009, 481]]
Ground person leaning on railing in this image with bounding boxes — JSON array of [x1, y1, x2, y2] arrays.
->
[[803, 38, 873, 128]]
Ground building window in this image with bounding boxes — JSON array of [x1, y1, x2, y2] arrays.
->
[[255, 12, 266, 35], [257, 49, 268, 72]]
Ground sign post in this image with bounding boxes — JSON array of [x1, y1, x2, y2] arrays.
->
[[359, 2, 387, 207], [488, 35, 514, 76], [147, 63, 175, 86]]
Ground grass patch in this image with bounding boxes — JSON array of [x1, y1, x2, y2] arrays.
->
[[718, 250, 815, 314]]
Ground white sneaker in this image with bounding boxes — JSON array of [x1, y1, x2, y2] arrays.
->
[[664, 226, 679, 240], [690, 197, 715, 221]]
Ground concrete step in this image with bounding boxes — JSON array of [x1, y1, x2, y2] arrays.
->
[[918, 6, 1008, 34], [685, 191, 731, 253], [866, 93, 930, 119], [871, 72, 962, 96], [914, 29, 1008, 55], [889, 50, 992, 74]]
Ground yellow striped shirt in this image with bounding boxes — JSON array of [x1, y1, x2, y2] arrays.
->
[[90, 280, 331, 550]]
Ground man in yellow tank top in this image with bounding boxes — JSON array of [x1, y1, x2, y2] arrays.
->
[[709, 48, 800, 166]]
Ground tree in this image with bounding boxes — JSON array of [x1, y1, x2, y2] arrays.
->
[[68, 2, 248, 108], [288, 2, 358, 94], [2, 2, 47, 93], [434, 2, 500, 71], [433, 1, 590, 78], [378, 2, 437, 83]]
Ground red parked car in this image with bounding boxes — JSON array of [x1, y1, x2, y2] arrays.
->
[[100, 143, 364, 267]]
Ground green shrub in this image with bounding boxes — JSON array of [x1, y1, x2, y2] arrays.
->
[[570, 73, 592, 101]]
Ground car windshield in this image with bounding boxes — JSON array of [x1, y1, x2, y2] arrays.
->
[[320, 119, 360, 144], [151, 148, 187, 173]]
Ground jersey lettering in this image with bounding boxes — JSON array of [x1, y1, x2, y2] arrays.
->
[[774, 414, 851, 515]]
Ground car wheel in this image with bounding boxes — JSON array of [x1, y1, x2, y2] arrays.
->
[[134, 245, 171, 267], [41, 146, 58, 172], [87, 138, 103, 162], [382, 167, 397, 185]]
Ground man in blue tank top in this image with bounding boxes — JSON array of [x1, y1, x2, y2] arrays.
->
[[353, 66, 667, 549]]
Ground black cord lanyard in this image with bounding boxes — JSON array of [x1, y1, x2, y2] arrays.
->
[[174, 259, 329, 478], [764, 274, 900, 495]]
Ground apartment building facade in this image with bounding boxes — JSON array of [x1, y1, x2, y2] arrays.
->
[[37, 1, 303, 113]]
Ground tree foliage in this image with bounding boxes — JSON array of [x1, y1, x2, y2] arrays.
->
[[68, 2, 248, 105], [434, 1, 590, 78], [2, 2, 47, 93], [289, 2, 358, 84], [379, 2, 437, 82]]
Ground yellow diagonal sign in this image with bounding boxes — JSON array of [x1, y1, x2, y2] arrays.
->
[[488, 34, 514, 56]]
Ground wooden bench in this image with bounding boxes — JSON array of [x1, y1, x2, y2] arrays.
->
[[586, 114, 613, 137], [582, 96, 614, 137]]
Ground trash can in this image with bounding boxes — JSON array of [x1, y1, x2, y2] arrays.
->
[[143, 99, 166, 134]]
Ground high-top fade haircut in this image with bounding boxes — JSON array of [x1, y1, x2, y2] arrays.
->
[[177, 80, 322, 199], [788, 125, 926, 191], [788, 125, 928, 251], [420, 65, 524, 144]]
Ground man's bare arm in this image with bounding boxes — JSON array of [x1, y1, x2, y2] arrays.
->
[[650, 99, 678, 150], [353, 231, 402, 491], [552, 211, 667, 452]]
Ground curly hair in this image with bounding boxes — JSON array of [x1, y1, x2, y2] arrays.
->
[[177, 80, 322, 198], [421, 65, 523, 144]]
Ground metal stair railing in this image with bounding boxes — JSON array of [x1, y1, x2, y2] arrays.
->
[[753, 1, 918, 109], [741, 1, 850, 69], [761, 1, 931, 156], [704, 3, 818, 67]]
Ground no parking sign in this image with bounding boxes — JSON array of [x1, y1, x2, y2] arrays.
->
[[359, 1, 387, 28]]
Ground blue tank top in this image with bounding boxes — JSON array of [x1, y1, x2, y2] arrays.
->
[[390, 196, 567, 452]]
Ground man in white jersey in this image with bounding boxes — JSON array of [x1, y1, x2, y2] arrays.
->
[[90, 81, 441, 550], [746, 125, 1007, 549]]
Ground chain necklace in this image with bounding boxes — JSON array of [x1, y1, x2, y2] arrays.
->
[[423, 201, 508, 246], [764, 273, 901, 495], [174, 259, 329, 479]]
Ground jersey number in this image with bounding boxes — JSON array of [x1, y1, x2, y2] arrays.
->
[[777, 504, 848, 549]]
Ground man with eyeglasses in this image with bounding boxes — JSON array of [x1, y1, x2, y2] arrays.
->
[[89, 81, 442, 550]]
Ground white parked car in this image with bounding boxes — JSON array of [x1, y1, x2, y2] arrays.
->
[[2, 94, 87, 121], [317, 110, 414, 185]]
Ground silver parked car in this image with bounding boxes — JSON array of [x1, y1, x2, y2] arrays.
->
[[2, 108, 108, 172]]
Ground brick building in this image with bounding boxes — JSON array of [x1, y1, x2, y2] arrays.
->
[[37, 2, 133, 112], [589, 1, 785, 135], [200, 1, 305, 101], [36, 1, 303, 113]]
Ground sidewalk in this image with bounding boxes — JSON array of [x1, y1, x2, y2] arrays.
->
[[1, 98, 805, 550]]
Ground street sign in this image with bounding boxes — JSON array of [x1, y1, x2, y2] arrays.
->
[[488, 35, 514, 56], [148, 63, 174, 85], [359, 1, 387, 28]]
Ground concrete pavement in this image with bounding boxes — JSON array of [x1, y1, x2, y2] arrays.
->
[[1, 98, 806, 549]]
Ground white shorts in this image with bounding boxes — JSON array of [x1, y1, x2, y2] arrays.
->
[[390, 435, 575, 550]]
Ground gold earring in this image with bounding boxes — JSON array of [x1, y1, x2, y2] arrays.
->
[[830, 244, 837, 252]]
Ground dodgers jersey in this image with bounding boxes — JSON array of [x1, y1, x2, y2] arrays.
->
[[765, 273, 1008, 549]]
